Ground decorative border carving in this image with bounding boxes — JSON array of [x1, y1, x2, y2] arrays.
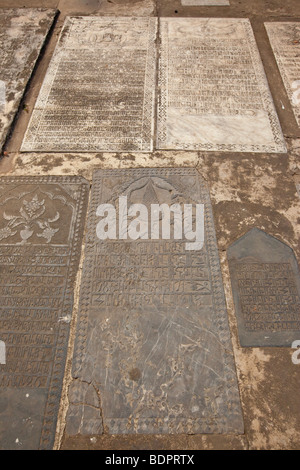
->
[[0, 176, 89, 450], [157, 18, 286, 153], [21, 17, 157, 153], [72, 168, 244, 434]]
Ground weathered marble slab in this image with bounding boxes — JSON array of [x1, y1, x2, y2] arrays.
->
[[181, 0, 230, 5], [0, 176, 89, 450], [265, 22, 300, 127], [158, 18, 286, 153], [67, 168, 244, 436], [21, 17, 157, 153], [228, 228, 300, 347], [0, 9, 57, 151]]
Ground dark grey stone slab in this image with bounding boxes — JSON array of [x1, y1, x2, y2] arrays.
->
[[228, 228, 300, 347], [67, 168, 244, 436], [0, 176, 89, 450], [0, 9, 57, 151]]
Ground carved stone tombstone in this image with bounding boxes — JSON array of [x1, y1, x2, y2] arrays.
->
[[22, 16, 157, 152], [157, 18, 286, 153], [66, 168, 244, 436], [0, 9, 57, 150], [265, 23, 300, 127], [228, 228, 300, 347], [0, 177, 89, 449]]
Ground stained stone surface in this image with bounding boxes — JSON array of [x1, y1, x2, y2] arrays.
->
[[265, 22, 300, 127], [228, 228, 300, 347], [181, 0, 230, 5], [0, 176, 89, 450], [297, 183, 300, 197], [67, 168, 244, 436], [21, 16, 157, 153], [157, 18, 286, 153], [0, 9, 57, 151]]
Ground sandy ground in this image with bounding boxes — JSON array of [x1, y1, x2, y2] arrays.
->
[[0, 0, 299, 450]]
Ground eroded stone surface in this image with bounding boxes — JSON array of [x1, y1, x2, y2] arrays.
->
[[0, 8, 57, 151], [157, 18, 286, 153], [265, 22, 300, 127], [0, 176, 89, 449], [228, 228, 300, 347], [21, 16, 157, 152], [67, 168, 244, 436]]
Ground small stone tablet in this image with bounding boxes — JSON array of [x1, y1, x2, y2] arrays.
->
[[0, 9, 57, 150], [22, 16, 157, 152], [265, 22, 300, 127], [0, 176, 89, 449], [158, 18, 286, 153], [67, 168, 244, 436], [228, 228, 300, 347]]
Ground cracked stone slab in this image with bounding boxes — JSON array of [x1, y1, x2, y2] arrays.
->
[[0, 8, 57, 151], [21, 16, 157, 153], [67, 168, 244, 436], [265, 22, 300, 127], [157, 18, 286, 153], [0, 176, 89, 450], [181, 0, 230, 5], [228, 228, 300, 347]]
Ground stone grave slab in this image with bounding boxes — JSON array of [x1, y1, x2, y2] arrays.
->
[[21, 16, 157, 153], [181, 1, 230, 5], [228, 228, 300, 347], [0, 176, 89, 450], [157, 18, 286, 153], [67, 168, 244, 436], [265, 22, 300, 127], [0, 9, 57, 151]]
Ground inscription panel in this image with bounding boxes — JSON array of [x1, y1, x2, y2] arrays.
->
[[0, 177, 89, 449], [0, 9, 57, 150], [265, 22, 300, 127], [228, 228, 300, 347], [21, 17, 157, 152], [67, 168, 244, 436], [158, 18, 286, 153]]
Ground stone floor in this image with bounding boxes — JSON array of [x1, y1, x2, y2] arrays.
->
[[0, 0, 299, 451]]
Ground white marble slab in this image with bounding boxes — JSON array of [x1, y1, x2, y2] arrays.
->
[[158, 18, 286, 153], [22, 16, 157, 152], [265, 22, 300, 127], [181, 0, 230, 5]]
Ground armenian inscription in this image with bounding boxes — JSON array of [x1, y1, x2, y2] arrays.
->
[[21, 17, 157, 152], [67, 168, 244, 436], [158, 18, 286, 153], [0, 177, 89, 449], [265, 22, 300, 127], [228, 228, 300, 347], [0, 9, 57, 151]]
